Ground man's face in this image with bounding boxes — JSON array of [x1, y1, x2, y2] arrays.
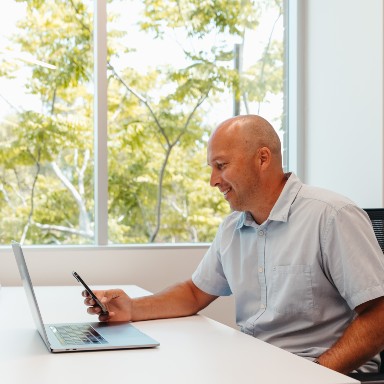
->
[[207, 129, 260, 212]]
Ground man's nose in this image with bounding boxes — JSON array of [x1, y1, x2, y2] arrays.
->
[[210, 169, 220, 187]]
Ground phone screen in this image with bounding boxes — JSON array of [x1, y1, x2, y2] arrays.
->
[[72, 271, 109, 315]]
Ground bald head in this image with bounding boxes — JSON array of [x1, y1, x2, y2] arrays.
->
[[210, 114, 282, 158], [207, 115, 286, 221]]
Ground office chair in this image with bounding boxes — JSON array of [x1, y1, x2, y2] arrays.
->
[[347, 208, 384, 383], [364, 208, 384, 253]]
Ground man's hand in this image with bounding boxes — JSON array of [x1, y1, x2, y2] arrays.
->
[[82, 289, 132, 322]]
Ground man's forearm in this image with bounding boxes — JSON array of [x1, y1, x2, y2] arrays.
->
[[131, 279, 217, 322], [317, 297, 384, 373]]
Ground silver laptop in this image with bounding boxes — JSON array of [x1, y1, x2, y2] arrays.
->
[[11, 241, 160, 353]]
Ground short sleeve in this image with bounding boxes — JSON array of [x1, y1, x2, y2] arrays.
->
[[323, 204, 384, 309], [192, 222, 232, 297]]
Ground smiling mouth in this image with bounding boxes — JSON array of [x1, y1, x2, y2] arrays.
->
[[222, 188, 231, 197]]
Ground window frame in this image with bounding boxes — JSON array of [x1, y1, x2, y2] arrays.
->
[[0, 0, 296, 251], [95, 0, 295, 247], [94, 0, 108, 245], [286, 0, 304, 181]]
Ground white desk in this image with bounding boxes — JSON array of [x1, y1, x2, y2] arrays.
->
[[0, 286, 358, 384]]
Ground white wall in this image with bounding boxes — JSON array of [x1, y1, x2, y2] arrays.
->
[[0, 245, 237, 328], [303, 0, 384, 207]]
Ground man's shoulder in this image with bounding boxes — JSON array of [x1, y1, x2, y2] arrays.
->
[[298, 184, 357, 212]]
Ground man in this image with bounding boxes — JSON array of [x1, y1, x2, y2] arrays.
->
[[83, 114, 384, 374]]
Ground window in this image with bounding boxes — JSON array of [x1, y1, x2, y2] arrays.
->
[[0, 0, 286, 245], [0, 0, 94, 245]]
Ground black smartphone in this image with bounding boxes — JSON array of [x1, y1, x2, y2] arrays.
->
[[72, 271, 109, 316]]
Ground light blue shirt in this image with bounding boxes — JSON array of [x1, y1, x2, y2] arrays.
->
[[192, 173, 384, 371]]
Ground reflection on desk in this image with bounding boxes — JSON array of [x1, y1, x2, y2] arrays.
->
[[0, 286, 359, 384]]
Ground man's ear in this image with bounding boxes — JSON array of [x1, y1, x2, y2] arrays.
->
[[258, 147, 271, 168]]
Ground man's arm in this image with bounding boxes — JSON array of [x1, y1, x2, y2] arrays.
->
[[83, 279, 218, 322], [317, 296, 384, 374]]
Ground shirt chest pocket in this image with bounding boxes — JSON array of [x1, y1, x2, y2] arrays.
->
[[270, 265, 314, 314]]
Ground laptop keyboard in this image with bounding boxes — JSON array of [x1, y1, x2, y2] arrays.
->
[[49, 324, 108, 345]]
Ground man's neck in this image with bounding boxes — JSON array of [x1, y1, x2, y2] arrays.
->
[[250, 173, 289, 225]]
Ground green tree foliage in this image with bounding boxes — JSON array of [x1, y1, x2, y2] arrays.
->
[[0, 0, 284, 244], [1, 0, 94, 244]]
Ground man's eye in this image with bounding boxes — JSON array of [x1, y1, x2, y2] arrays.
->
[[217, 163, 226, 170]]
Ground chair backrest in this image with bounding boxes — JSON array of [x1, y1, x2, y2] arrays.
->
[[364, 208, 384, 253], [363, 208, 384, 375]]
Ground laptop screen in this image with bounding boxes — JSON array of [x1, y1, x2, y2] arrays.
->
[[11, 241, 50, 345]]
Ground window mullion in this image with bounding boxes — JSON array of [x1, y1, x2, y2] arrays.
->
[[94, 0, 108, 245], [287, 0, 306, 181]]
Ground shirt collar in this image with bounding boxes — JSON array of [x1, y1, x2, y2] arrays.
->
[[236, 172, 303, 229]]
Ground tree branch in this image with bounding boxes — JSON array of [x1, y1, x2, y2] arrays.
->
[[20, 149, 41, 244], [108, 62, 171, 148], [257, 10, 282, 114], [149, 91, 210, 242], [107, 61, 211, 242], [33, 222, 94, 239], [51, 160, 91, 233]]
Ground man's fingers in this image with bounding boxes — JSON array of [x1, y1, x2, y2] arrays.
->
[[87, 305, 101, 315], [98, 312, 114, 322], [83, 296, 97, 307]]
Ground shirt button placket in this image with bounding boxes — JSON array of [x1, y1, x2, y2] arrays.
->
[[245, 226, 268, 335], [257, 228, 267, 314]]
